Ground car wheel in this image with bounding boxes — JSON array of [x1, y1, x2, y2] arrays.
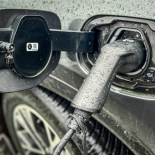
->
[[2, 88, 80, 155]]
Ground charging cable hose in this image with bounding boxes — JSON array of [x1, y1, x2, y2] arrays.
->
[[54, 109, 91, 155], [53, 39, 146, 155], [53, 129, 75, 155]]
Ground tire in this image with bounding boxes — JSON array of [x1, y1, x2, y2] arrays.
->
[[2, 86, 134, 155], [2, 87, 81, 155]]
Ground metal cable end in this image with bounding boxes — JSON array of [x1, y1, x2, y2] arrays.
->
[[0, 41, 15, 53]]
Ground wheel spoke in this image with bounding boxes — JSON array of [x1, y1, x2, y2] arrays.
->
[[17, 130, 31, 147], [23, 145, 45, 154], [14, 110, 45, 154], [44, 123, 53, 146], [44, 122, 60, 152], [21, 108, 47, 148]]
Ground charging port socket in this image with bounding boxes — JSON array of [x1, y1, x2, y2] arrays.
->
[[78, 15, 153, 90], [108, 28, 148, 77]]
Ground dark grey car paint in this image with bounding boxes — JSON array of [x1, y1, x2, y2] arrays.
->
[[41, 53, 155, 155], [1, 0, 155, 155]]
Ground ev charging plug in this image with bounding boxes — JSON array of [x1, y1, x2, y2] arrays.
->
[[53, 39, 145, 155]]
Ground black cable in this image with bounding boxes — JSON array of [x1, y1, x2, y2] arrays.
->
[[53, 128, 75, 155]]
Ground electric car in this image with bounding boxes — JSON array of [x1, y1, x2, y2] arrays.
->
[[0, 1, 155, 155]]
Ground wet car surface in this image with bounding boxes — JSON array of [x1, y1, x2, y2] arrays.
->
[[0, 1, 155, 155]]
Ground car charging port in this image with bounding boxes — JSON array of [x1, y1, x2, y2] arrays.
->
[[78, 16, 154, 90], [107, 28, 148, 77]]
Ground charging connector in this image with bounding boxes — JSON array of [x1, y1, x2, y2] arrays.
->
[[53, 39, 145, 155]]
